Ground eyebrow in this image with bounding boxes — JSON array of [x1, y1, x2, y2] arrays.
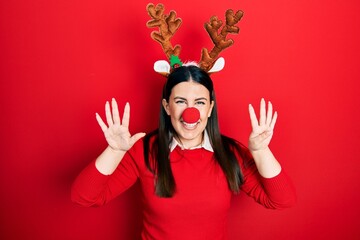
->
[[173, 96, 208, 101]]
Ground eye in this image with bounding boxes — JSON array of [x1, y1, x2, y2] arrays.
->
[[175, 100, 186, 104], [195, 101, 206, 105]]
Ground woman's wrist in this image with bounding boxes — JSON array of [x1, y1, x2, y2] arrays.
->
[[95, 146, 127, 175], [250, 147, 282, 178], [107, 145, 127, 155], [249, 147, 271, 158]]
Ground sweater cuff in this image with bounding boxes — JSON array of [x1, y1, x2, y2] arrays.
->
[[261, 170, 291, 191], [71, 160, 110, 205], [81, 160, 109, 182], [260, 170, 297, 207]]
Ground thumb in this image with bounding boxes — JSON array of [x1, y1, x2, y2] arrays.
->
[[259, 130, 273, 140], [129, 132, 146, 146]]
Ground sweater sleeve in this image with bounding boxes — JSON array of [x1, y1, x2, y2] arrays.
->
[[239, 155, 297, 209], [71, 141, 143, 207]]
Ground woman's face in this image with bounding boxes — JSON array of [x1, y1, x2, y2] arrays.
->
[[162, 81, 214, 148]]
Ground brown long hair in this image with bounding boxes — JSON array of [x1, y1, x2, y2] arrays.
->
[[144, 65, 249, 197]]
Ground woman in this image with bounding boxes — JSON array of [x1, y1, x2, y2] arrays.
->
[[71, 65, 296, 239]]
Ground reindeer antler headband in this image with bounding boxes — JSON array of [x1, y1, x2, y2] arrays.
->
[[146, 3, 243, 76]]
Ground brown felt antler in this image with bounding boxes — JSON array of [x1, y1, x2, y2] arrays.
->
[[199, 9, 243, 72], [146, 3, 182, 60]]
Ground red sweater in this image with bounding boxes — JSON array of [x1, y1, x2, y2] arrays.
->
[[71, 138, 296, 240]]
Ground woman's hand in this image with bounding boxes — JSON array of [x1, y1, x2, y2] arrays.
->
[[248, 98, 278, 152], [96, 98, 146, 152]]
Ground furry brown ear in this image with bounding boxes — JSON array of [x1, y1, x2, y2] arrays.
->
[[146, 3, 182, 60], [199, 9, 243, 72]]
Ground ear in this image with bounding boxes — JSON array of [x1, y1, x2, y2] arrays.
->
[[162, 99, 170, 115], [208, 57, 225, 73], [208, 100, 215, 117], [154, 60, 170, 76]]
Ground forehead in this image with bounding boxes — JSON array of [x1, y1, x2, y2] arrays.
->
[[170, 81, 210, 99]]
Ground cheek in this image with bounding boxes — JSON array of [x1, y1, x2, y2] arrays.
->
[[199, 106, 212, 119], [169, 105, 184, 120]]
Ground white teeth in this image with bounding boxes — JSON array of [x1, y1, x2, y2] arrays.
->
[[184, 122, 196, 127], [183, 122, 197, 128]]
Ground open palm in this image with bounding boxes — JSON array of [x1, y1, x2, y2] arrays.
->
[[96, 98, 145, 152], [248, 98, 278, 152]]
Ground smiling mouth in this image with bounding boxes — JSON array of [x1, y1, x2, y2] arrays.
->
[[184, 122, 197, 127], [182, 121, 199, 129]]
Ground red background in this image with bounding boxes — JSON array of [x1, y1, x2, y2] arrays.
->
[[1, 0, 360, 239]]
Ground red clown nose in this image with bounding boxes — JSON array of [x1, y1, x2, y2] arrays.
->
[[181, 107, 200, 124]]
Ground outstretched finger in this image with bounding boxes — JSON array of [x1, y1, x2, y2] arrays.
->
[[270, 111, 278, 130], [259, 98, 266, 126], [121, 102, 130, 128], [111, 98, 121, 125], [248, 104, 259, 130], [105, 101, 114, 127], [96, 113, 108, 133], [266, 101, 273, 126]]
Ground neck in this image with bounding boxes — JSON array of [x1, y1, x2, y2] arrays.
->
[[175, 133, 204, 149]]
